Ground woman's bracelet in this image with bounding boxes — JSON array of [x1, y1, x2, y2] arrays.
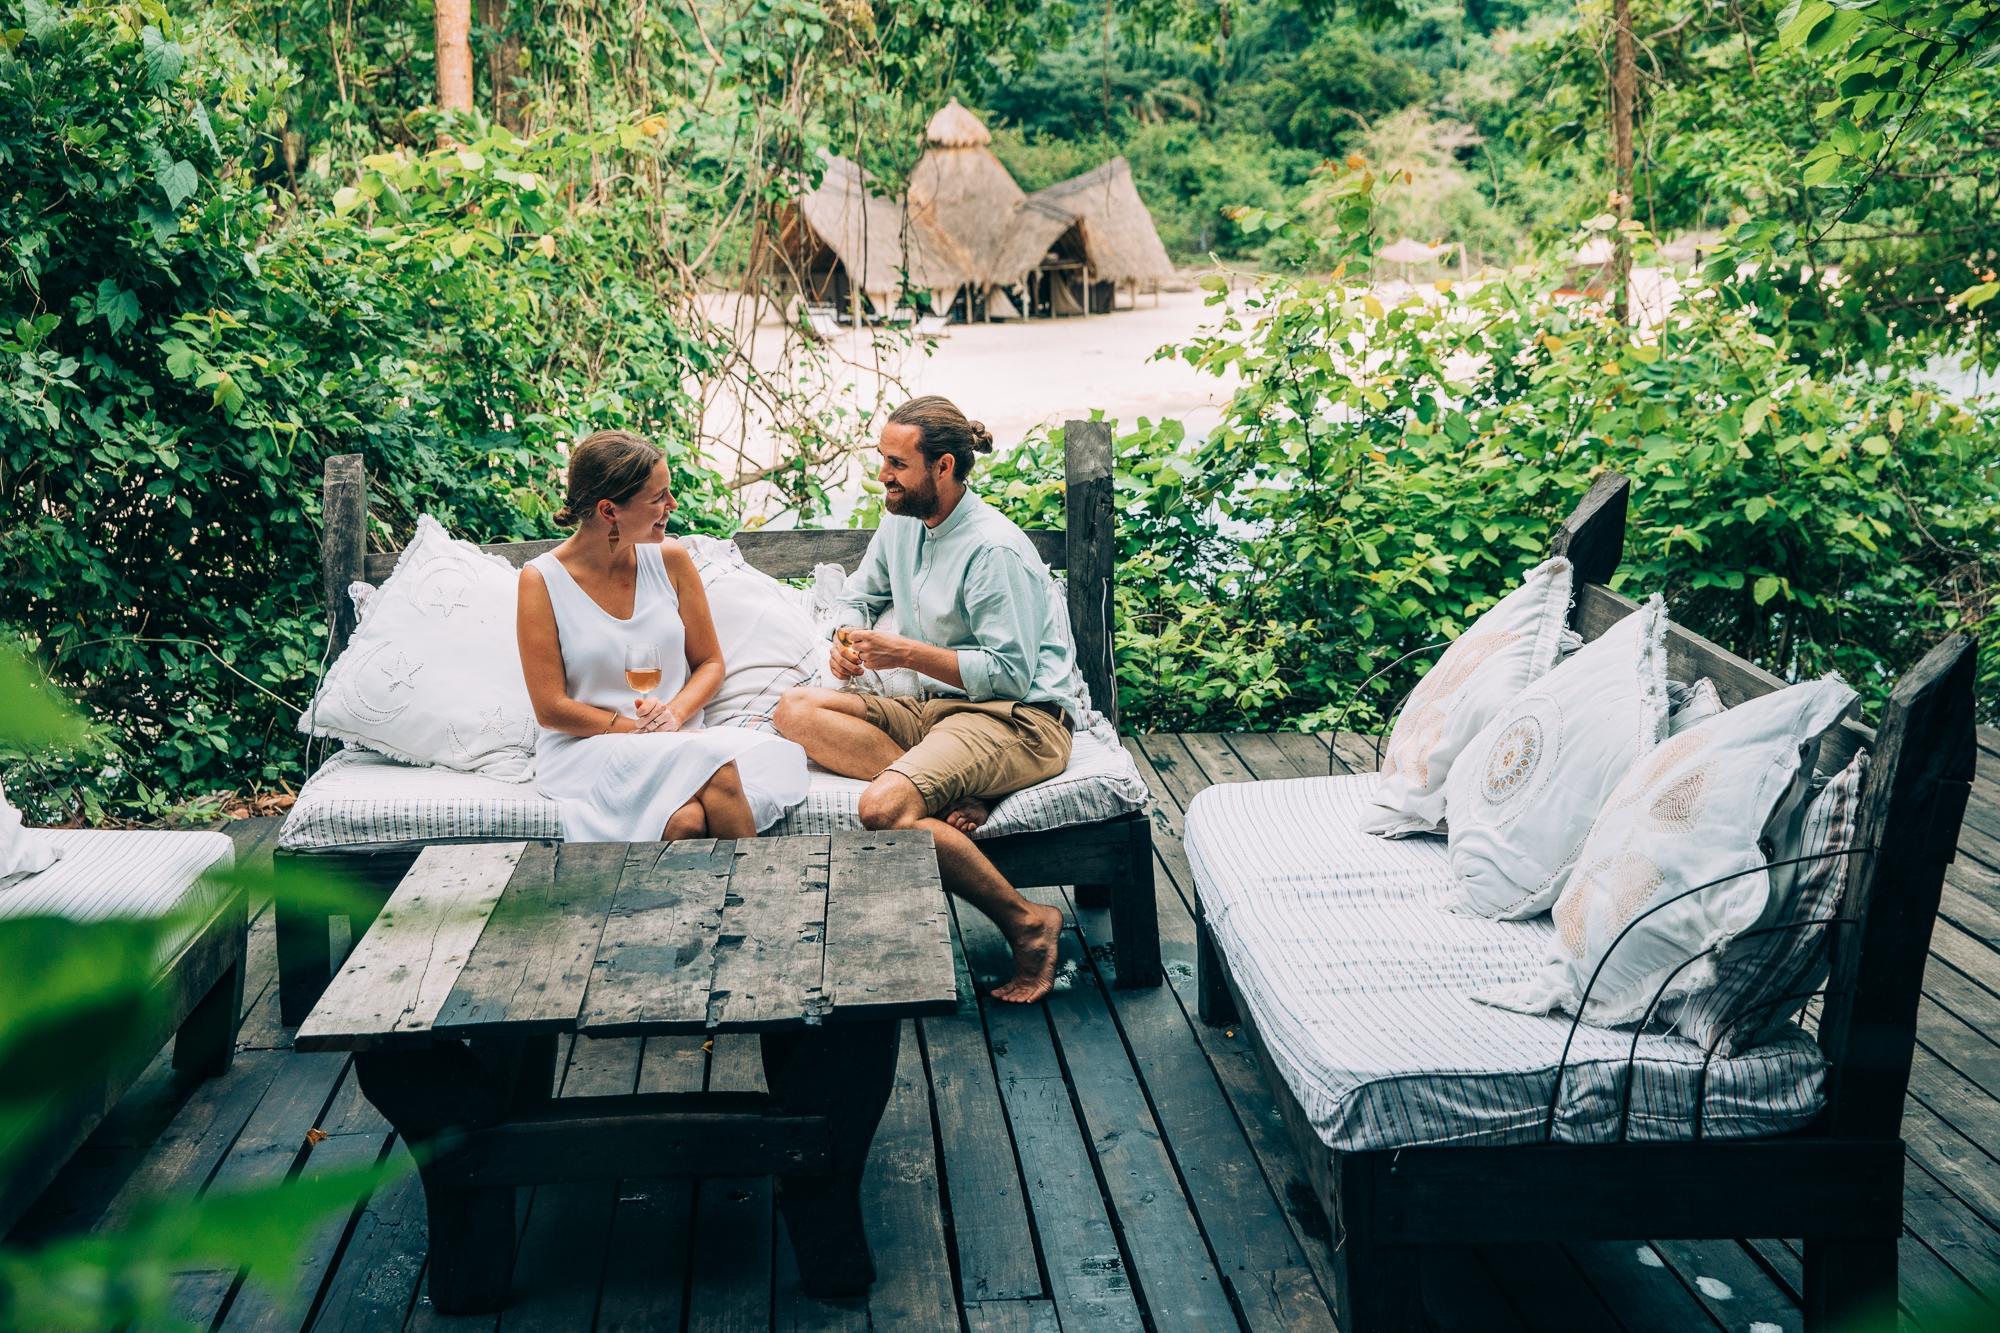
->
[[599, 708, 621, 735]]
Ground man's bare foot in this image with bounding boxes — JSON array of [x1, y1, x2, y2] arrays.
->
[[942, 797, 991, 835], [991, 902, 1064, 1004]]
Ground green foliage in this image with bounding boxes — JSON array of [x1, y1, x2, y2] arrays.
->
[[0, 4, 734, 821], [975, 175, 2000, 729]]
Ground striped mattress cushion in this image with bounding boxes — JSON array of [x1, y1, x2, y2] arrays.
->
[[0, 829, 236, 971], [1184, 772, 1826, 1152], [278, 721, 1149, 852]]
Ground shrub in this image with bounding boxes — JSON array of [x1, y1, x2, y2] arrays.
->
[[1, 7, 733, 820]]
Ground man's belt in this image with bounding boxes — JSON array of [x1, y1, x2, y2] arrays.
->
[[1022, 700, 1075, 733]]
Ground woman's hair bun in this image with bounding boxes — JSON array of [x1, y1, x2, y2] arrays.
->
[[554, 504, 581, 526], [969, 420, 994, 452]]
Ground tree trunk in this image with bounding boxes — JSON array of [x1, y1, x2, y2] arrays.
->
[[435, 0, 474, 114], [1611, 0, 1636, 323], [478, 0, 523, 128]]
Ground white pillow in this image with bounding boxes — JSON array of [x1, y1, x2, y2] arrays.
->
[[1480, 676, 1857, 1027], [1448, 596, 1670, 919], [1666, 677, 1723, 735], [0, 778, 61, 887], [299, 515, 539, 781], [1362, 556, 1576, 837], [680, 536, 822, 731]]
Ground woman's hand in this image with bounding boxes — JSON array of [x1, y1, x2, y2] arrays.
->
[[842, 629, 918, 671], [632, 697, 684, 734]]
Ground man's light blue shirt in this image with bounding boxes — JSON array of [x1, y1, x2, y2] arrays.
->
[[836, 491, 1086, 717]]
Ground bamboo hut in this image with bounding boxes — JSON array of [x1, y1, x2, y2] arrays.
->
[[775, 154, 968, 326], [1027, 157, 1175, 313]]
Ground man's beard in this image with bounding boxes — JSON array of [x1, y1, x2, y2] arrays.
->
[[884, 475, 939, 519]]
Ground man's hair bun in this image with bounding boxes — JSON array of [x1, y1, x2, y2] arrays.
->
[[888, 395, 996, 480], [969, 420, 994, 453]]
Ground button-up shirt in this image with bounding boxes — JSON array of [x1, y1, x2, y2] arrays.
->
[[836, 491, 1086, 717]]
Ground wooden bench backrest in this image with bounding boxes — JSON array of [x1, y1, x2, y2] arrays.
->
[[1554, 474, 1977, 1140], [319, 419, 1121, 726]]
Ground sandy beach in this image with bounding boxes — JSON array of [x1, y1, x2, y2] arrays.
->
[[695, 287, 1236, 520]]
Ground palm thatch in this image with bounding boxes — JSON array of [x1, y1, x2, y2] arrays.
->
[[785, 154, 968, 305], [909, 104, 1029, 288], [989, 197, 1083, 286], [924, 97, 993, 149], [1029, 158, 1174, 287]]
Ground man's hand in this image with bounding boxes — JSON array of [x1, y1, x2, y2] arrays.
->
[[842, 629, 920, 672], [828, 637, 864, 680]]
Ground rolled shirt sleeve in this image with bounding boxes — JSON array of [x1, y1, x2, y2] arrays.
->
[[952, 551, 1044, 701], [835, 529, 894, 632]]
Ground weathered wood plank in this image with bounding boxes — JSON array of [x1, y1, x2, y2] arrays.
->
[[706, 837, 829, 1029], [1562, 1240, 1726, 1333], [962, 1297, 1062, 1332], [363, 526, 1068, 583], [434, 841, 626, 1037], [204, 1051, 351, 1196], [848, 1025, 957, 1328], [918, 918, 1043, 1303], [596, 1036, 705, 1332], [1040, 914, 1243, 1328], [94, 1049, 287, 1235], [218, 1129, 388, 1333], [686, 1035, 774, 1333], [580, 841, 732, 1036], [958, 899, 1146, 1332], [823, 830, 956, 1022], [295, 843, 526, 1051]]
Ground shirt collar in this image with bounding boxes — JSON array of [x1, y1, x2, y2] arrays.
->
[[923, 489, 982, 542]]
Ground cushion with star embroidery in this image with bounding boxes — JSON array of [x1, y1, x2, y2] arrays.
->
[[1361, 556, 1576, 838], [298, 515, 540, 781]]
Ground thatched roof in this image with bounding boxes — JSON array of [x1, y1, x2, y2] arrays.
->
[[925, 98, 993, 148], [1029, 158, 1174, 285], [909, 119, 1028, 287], [790, 154, 968, 298], [989, 197, 1081, 284]]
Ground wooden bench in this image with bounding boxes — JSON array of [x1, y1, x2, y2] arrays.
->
[[274, 419, 1160, 1025], [1193, 474, 1978, 1330], [0, 833, 246, 1234]]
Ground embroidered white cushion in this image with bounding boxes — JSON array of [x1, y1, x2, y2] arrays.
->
[[1362, 556, 1575, 837], [299, 515, 540, 780], [1447, 596, 1671, 920], [680, 536, 823, 731], [1480, 676, 1857, 1027], [0, 778, 61, 887]]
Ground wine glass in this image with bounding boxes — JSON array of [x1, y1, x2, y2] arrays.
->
[[624, 643, 662, 704]]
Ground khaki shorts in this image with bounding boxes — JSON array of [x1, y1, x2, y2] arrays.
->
[[860, 696, 1074, 816]]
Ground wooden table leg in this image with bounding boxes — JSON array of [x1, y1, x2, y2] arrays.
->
[[761, 1020, 900, 1296], [354, 1039, 521, 1315]]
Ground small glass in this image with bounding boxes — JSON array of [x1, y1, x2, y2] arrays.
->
[[624, 642, 663, 700]]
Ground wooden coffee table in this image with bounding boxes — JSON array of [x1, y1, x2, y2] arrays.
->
[[295, 831, 956, 1314]]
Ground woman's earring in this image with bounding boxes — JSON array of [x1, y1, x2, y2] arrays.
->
[[608, 519, 620, 549]]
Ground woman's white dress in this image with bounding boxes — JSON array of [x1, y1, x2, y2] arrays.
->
[[529, 544, 808, 840]]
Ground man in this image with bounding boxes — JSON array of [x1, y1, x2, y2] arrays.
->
[[773, 396, 1085, 1003]]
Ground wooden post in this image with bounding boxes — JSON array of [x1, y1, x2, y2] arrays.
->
[[1550, 471, 1629, 607], [1818, 634, 1977, 1139], [323, 454, 369, 663], [1064, 419, 1117, 730]]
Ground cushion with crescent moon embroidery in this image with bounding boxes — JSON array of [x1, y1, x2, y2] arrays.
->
[[298, 515, 541, 781]]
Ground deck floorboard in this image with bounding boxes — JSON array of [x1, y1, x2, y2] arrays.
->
[[7, 737, 1998, 1329]]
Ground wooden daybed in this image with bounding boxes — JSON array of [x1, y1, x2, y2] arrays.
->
[[1190, 475, 1977, 1330], [272, 420, 1160, 1026], [0, 830, 246, 1234]]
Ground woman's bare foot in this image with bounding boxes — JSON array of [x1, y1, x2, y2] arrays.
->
[[991, 902, 1064, 1003], [943, 797, 991, 835]]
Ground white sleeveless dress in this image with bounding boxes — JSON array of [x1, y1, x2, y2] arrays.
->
[[528, 544, 808, 841]]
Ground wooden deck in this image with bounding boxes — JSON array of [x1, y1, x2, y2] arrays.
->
[[11, 729, 2000, 1331]]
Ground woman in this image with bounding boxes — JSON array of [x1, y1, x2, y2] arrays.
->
[[518, 430, 808, 841]]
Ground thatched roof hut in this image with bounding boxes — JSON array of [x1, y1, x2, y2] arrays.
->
[[782, 154, 968, 311], [909, 99, 1032, 289], [1028, 157, 1174, 288]]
